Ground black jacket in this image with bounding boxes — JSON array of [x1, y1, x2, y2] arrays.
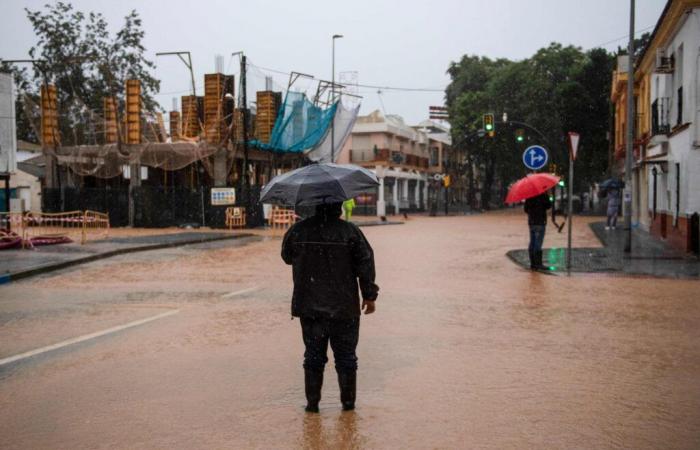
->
[[524, 194, 552, 226], [282, 214, 379, 319]]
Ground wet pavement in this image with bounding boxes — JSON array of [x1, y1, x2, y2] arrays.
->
[[507, 220, 699, 278], [0, 231, 257, 282], [0, 210, 699, 449]]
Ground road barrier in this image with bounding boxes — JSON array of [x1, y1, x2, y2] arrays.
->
[[269, 207, 297, 235], [0, 210, 110, 248]]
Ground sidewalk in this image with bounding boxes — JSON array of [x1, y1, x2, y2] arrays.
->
[[507, 221, 700, 279], [0, 231, 258, 283]]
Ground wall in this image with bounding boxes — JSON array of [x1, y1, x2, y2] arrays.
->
[[9, 169, 41, 212]]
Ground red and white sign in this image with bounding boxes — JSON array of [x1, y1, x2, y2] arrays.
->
[[568, 132, 580, 160]]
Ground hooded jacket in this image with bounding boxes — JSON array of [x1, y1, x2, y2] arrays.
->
[[281, 204, 379, 318]]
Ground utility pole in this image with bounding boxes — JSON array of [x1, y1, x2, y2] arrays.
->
[[240, 54, 249, 188], [624, 0, 635, 253], [331, 34, 343, 163]]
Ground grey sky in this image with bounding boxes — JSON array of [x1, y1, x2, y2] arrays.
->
[[1, 0, 667, 125]]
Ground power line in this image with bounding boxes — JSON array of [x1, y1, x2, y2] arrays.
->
[[594, 24, 655, 48], [248, 63, 446, 93]]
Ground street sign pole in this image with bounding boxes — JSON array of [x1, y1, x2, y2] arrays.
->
[[567, 132, 580, 271], [567, 154, 574, 270]]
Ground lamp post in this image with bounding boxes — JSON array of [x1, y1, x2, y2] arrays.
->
[[331, 34, 343, 163], [624, 0, 635, 253]]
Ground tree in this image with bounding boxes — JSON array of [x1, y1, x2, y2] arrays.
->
[[445, 43, 614, 207], [1, 2, 160, 144]]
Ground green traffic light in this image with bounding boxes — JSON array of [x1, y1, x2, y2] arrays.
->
[[516, 135, 524, 142], [485, 124, 493, 131], [549, 196, 554, 202], [558, 180, 565, 187]]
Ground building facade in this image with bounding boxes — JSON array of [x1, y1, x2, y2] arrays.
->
[[635, 0, 700, 252], [337, 111, 451, 216]]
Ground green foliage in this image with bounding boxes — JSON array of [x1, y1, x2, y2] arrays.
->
[[1, 2, 160, 144], [446, 43, 614, 206]]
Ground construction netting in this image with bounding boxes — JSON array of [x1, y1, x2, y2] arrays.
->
[[250, 91, 335, 153], [20, 91, 234, 179], [45, 142, 224, 179], [306, 100, 360, 163], [248, 91, 359, 163]]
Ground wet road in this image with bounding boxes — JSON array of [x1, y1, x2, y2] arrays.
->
[[1, 210, 699, 449]]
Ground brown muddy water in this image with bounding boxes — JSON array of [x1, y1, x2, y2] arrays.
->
[[0, 211, 698, 449]]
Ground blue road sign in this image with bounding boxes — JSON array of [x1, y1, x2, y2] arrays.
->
[[523, 145, 548, 170]]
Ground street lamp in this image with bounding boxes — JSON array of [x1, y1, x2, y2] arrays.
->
[[331, 34, 343, 163]]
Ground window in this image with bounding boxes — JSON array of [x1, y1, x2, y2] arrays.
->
[[677, 86, 683, 125]]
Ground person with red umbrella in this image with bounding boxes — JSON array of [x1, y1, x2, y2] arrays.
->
[[506, 173, 560, 270]]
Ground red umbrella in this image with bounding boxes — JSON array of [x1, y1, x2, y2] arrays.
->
[[505, 173, 560, 204]]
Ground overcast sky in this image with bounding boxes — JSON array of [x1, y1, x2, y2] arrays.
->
[[1, 0, 667, 125]]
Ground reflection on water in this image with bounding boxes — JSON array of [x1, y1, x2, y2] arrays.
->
[[301, 411, 361, 450]]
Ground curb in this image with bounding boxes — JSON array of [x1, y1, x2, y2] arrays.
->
[[5, 233, 256, 283], [355, 221, 404, 227]]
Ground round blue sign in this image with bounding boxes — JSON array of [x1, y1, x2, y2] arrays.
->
[[523, 145, 548, 170]]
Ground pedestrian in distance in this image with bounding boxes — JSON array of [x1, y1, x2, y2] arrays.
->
[[606, 188, 620, 230], [282, 202, 379, 413], [524, 192, 552, 270]]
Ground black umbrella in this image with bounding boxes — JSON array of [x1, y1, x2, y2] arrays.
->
[[260, 163, 379, 206], [599, 178, 625, 190]]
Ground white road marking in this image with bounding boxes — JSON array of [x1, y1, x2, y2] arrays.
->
[[221, 286, 260, 299], [0, 309, 180, 367]]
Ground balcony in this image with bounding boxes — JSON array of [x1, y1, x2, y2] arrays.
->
[[651, 97, 670, 136], [349, 148, 429, 169]]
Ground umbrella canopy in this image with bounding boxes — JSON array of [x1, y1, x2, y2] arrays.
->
[[260, 163, 379, 206], [505, 173, 560, 204], [599, 178, 624, 190]]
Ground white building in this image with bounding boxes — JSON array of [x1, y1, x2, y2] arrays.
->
[[337, 111, 450, 216], [636, 0, 700, 252]]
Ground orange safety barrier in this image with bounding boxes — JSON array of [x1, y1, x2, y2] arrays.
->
[[269, 207, 297, 235], [0, 210, 110, 248], [225, 207, 246, 229]]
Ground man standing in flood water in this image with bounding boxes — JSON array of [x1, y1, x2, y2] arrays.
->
[[282, 202, 379, 413]]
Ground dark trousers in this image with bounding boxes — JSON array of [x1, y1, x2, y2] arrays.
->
[[300, 317, 359, 373], [528, 224, 546, 253]]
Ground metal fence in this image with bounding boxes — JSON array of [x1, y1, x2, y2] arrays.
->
[[0, 210, 110, 248]]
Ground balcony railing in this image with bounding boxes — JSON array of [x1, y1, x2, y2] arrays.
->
[[349, 148, 429, 168], [651, 97, 670, 136]]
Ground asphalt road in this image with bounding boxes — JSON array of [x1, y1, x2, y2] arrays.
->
[[1, 211, 699, 449]]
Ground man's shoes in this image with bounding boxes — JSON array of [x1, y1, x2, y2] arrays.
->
[[533, 251, 548, 271], [305, 369, 323, 413], [337, 371, 356, 411]]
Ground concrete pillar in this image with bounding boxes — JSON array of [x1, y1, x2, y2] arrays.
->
[[377, 176, 386, 217], [423, 181, 429, 210], [415, 180, 421, 208], [376, 165, 386, 217], [213, 149, 228, 187], [402, 177, 409, 202], [393, 177, 399, 214], [126, 79, 141, 227]]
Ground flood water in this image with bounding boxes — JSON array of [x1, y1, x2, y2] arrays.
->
[[1, 210, 699, 449]]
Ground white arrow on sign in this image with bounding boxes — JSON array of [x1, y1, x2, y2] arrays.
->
[[568, 132, 580, 160]]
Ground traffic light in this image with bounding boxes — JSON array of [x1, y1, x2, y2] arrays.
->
[[558, 180, 565, 187], [443, 175, 451, 187], [515, 128, 525, 143], [483, 113, 495, 132]]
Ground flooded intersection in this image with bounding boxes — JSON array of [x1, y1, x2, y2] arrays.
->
[[0, 211, 699, 449]]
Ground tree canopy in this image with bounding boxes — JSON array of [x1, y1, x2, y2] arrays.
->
[[446, 43, 614, 206]]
